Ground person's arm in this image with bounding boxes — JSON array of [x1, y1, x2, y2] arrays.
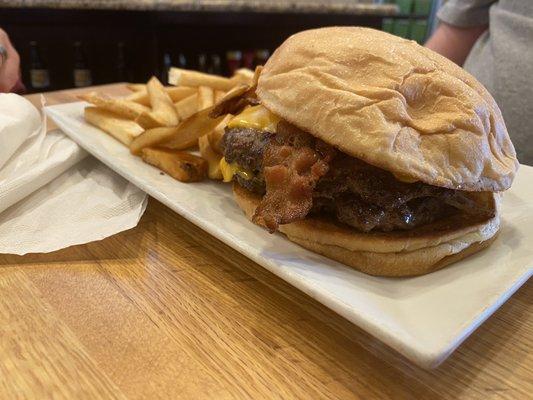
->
[[425, 22, 488, 66], [0, 28, 22, 93], [425, 0, 495, 65]]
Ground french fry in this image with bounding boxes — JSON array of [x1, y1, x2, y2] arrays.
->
[[210, 67, 262, 118], [214, 90, 226, 104], [197, 86, 214, 110], [127, 83, 146, 92], [198, 135, 223, 180], [147, 76, 180, 126], [214, 84, 249, 105], [230, 68, 255, 85], [168, 67, 235, 91], [210, 84, 250, 117], [141, 147, 207, 182], [207, 114, 233, 154], [130, 126, 184, 155], [125, 90, 151, 106], [175, 93, 198, 120], [162, 107, 225, 150], [135, 111, 166, 129], [126, 86, 196, 106], [84, 107, 144, 146], [79, 92, 150, 121], [166, 86, 197, 102], [252, 65, 263, 87]]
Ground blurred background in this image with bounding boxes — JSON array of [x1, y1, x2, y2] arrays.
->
[[0, 0, 441, 93]]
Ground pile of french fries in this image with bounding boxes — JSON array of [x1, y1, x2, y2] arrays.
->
[[80, 67, 257, 182]]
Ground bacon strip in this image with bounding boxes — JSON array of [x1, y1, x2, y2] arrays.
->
[[252, 121, 335, 232]]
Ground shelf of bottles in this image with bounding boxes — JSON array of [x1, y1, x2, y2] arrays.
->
[[29, 40, 94, 92], [27, 40, 270, 93], [162, 49, 269, 83], [381, 0, 435, 43]]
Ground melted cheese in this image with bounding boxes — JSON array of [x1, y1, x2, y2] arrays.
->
[[227, 105, 280, 132], [219, 158, 252, 183], [226, 106, 417, 185]]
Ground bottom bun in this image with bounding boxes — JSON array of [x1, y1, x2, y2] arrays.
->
[[233, 183, 500, 277]]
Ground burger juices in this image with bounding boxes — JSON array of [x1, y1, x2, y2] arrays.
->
[[213, 27, 518, 277]]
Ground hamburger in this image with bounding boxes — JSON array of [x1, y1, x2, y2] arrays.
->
[[213, 27, 518, 277]]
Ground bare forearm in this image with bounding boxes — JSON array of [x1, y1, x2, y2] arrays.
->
[[425, 22, 488, 66]]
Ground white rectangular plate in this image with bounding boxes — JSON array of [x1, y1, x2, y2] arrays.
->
[[46, 102, 532, 369]]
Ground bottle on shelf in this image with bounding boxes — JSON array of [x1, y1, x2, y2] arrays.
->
[[254, 49, 270, 67], [163, 52, 172, 84], [73, 41, 92, 88], [209, 54, 222, 75], [226, 50, 242, 76], [197, 53, 208, 72], [177, 53, 187, 69], [29, 41, 50, 91], [242, 50, 255, 70], [116, 41, 128, 82]]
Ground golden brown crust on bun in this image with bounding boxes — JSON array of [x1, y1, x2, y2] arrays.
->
[[233, 184, 500, 277], [257, 27, 518, 192], [286, 235, 497, 277]]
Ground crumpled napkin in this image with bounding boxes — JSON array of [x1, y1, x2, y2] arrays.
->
[[0, 94, 42, 170], [0, 93, 148, 255]]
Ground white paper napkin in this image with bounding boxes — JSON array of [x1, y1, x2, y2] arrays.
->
[[0, 94, 42, 170], [0, 128, 87, 215], [0, 94, 148, 255], [0, 156, 148, 255]]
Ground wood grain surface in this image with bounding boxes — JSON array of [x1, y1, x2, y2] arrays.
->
[[0, 84, 531, 399]]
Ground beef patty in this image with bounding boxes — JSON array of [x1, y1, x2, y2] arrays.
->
[[223, 124, 494, 232], [223, 127, 272, 194]]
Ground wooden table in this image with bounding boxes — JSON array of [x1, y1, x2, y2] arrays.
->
[[0, 84, 531, 399]]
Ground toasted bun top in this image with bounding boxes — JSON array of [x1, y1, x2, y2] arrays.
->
[[257, 27, 518, 191]]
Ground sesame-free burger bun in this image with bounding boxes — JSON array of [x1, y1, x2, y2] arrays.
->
[[256, 27, 518, 192]]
